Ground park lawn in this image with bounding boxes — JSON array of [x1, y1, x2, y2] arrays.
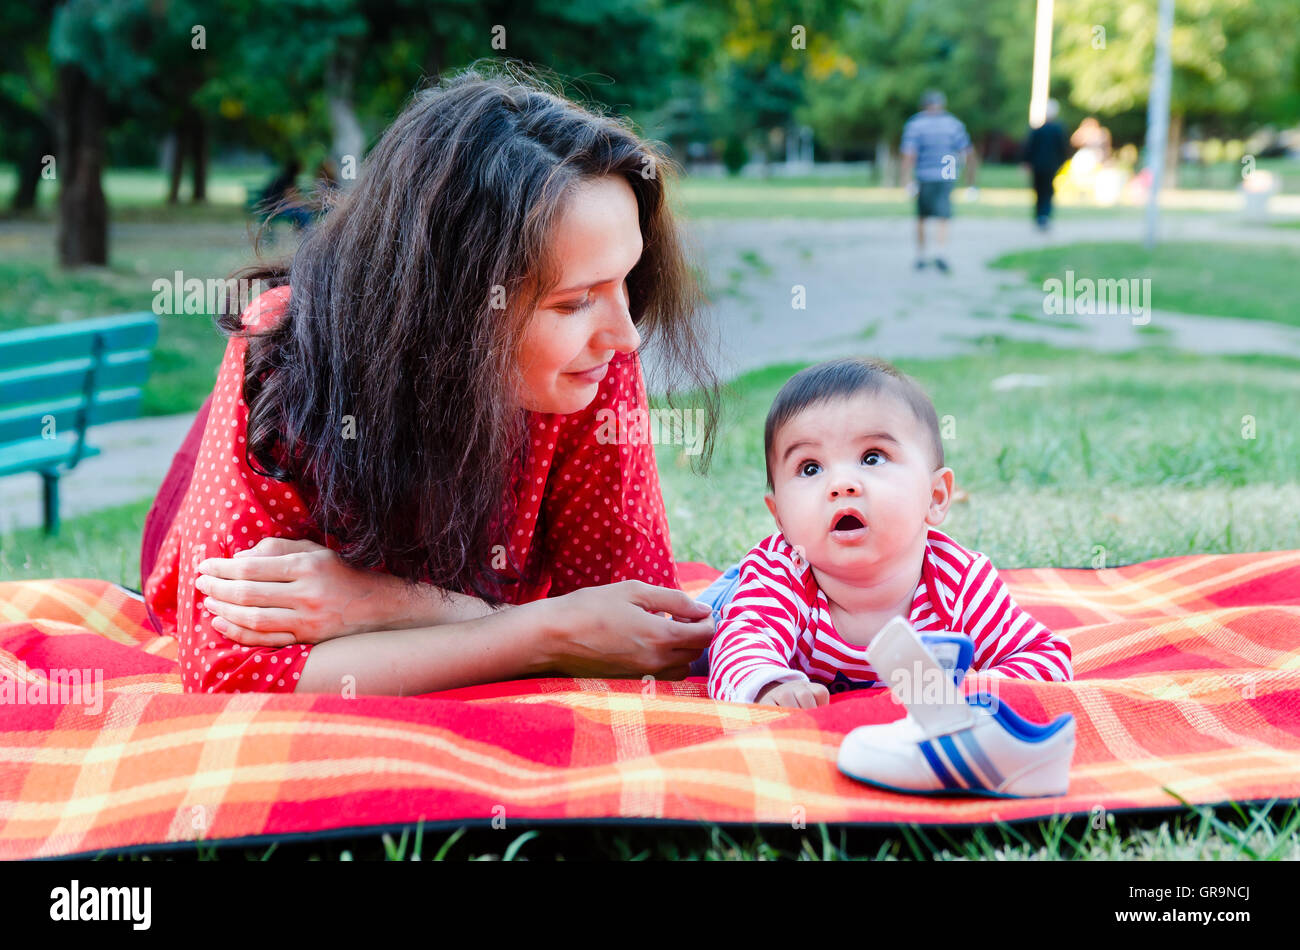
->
[[990, 241, 1300, 329], [0, 162, 300, 415], [0, 164, 264, 212], [671, 174, 1136, 221], [3, 341, 1298, 861], [9, 340, 1296, 586], [0, 211, 300, 416], [0, 172, 1056, 418], [0, 164, 1276, 422], [655, 340, 1300, 573]]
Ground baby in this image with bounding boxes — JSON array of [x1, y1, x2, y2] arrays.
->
[[705, 356, 1073, 707]]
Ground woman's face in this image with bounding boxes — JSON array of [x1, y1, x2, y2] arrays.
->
[[517, 175, 644, 415]]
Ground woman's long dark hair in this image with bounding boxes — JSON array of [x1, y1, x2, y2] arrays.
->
[[218, 59, 720, 602]]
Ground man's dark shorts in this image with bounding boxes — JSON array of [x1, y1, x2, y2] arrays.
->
[[917, 180, 954, 219]]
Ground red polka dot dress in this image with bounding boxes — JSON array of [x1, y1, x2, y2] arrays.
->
[[144, 286, 679, 694]]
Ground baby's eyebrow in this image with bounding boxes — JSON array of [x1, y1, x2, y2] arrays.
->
[[781, 438, 819, 464], [781, 430, 903, 465], [860, 430, 901, 446]]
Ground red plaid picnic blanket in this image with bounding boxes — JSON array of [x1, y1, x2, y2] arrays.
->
[[2, 551, 1299, 859]]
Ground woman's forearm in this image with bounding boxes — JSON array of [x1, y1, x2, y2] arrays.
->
[[369, 575, 500, 632], [295, 596, 557, 695]]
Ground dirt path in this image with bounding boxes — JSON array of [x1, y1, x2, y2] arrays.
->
[[654, 214, 1300, 385], [3, 211, 1296, 534]]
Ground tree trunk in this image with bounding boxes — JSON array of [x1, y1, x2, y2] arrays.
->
[[11, 127, 54, 212], [190, 109, 207, 202], [326, 50, 365, 185], [424, 33, 447, 83], [1165, 112, 1183, 190], [167, 125, 185, 204], [56, 64, 108, 268]]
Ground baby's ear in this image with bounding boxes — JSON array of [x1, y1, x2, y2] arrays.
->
[[764, 492, 782, 531], [926, 468, 955, 525]]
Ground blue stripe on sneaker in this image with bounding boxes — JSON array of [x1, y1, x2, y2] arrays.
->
[[919, 739, 959, 790], [956, 728, 1005, 788], [937, 734, 985, 790]]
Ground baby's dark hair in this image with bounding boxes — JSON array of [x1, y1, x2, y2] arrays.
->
[[764, 357, 944, 489]]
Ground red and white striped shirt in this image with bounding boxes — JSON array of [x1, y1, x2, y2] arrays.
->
[[707, 528, 1072, 703]]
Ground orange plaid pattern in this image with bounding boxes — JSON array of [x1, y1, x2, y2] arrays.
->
[[1, 551, 1298, 859]]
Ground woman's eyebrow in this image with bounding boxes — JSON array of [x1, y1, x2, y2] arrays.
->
[[549, 279, 605, 295], [548, 246, 645, 296]]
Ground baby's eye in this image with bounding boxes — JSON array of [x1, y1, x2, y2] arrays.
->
[[798, 460, 821, 477], [862, 450, 887, 466]]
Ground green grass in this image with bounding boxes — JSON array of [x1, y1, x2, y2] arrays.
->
[[3, 167, 1287, 422], [0, 497, 149, 586], [0, 211, 299, 417], [990, 241, 1300, 329], [1007, 310, 1086, 331], [655, 341, 1300, 572], [1187, 156, 1300, 195], [669, 162, 1294, 220], [672, 175, 1137, 221], [56, 337, 1296, 590], [0, 163, 301, 415], [94, 802, 1300, 860], [0, 164, 265, 212]]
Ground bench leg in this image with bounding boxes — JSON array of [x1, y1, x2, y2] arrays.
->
[[41, 471, 60, 537]]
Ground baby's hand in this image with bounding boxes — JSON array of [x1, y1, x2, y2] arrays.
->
[[756, 679, 830, 708]]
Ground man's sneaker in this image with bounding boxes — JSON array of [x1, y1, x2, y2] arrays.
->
[[837, 692, 1076, 798], [915, 258, 927, 270], [933, 257, 950, 273]]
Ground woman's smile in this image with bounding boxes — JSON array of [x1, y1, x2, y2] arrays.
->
[[565, 360, 611, 385]]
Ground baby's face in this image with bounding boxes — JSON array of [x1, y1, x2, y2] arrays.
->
[[765, 391, 953, 583]]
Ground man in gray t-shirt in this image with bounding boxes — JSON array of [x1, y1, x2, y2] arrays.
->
[[899, 90, 978, 272]]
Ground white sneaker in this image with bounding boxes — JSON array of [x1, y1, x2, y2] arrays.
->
[[837, 617, 1075, 798], [837, 692, 1076, 798]]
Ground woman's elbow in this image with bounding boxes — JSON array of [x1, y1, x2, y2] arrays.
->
[[181, 652, 308, 695]]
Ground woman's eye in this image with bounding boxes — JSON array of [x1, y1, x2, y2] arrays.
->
[[556, 298, 593, 314], [798, 461, 821, 477], [862, 450, 886, 466]]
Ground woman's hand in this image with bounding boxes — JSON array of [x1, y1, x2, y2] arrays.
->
[[540, 580, 715, 680], [194, 537, 398, 648]]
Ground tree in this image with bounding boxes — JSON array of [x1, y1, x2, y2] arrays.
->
[[49, 0, 212, 264], [0, 1, 59, 213], [1053, 0, 1300, 177], [799, 0, 1039, 176]]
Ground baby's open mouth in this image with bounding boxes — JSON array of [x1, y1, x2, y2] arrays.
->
[[832, 512, 866, 532]]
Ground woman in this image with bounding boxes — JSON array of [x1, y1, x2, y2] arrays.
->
[[142, 62, 721, 696]]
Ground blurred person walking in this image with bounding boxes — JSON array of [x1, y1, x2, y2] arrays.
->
[[899, 90, 977, 273], [1021, 100, 1070, 231]]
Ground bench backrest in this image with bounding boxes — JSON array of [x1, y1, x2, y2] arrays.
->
[[0, 312, 159, 448]]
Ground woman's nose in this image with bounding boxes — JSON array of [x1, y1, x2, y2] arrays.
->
[[602, 285, 640, 353]]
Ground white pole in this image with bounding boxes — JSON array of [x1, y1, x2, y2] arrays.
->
[[1029, 0, 1055, 128], [1144, 0, 1176, 249]]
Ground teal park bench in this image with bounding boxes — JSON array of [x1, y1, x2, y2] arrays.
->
[[0, 313, 159, 535]]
